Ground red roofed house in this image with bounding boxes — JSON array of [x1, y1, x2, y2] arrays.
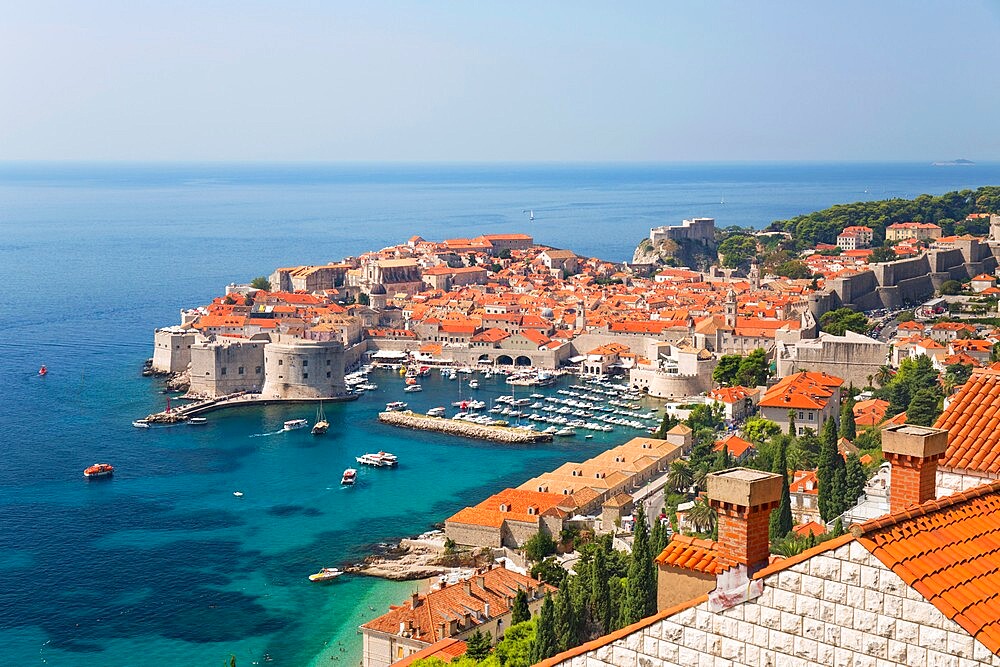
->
[[758, 371, 843, 435], [971, 274, 997, 293], [707, 385, 760, 423], [444, 488, 570, 549], [789, 469, 821, 525], [713, 434, 756, 463], [360, 564, 549, 667], [885, 221, 942, 241], [539, 432, 1000, 667], [854, 398, 890, 428], [934, 367, 1000, 497]]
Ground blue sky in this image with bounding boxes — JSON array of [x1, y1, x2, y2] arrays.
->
[[2, 1, 998, 161]]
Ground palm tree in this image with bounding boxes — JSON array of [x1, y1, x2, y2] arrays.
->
[[874, 365, 894, 388], [666, 460, 694, 493], [686, 499, 717, 535], [692, 465, 710, 492]]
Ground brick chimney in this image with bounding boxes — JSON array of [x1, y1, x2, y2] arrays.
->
[[707, 468, 783, 572], [882, 424, 949, 513]]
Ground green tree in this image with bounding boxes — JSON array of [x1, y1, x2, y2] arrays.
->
[[654, 412, 680, 438], [511, 588, 530, 626], [787, 409, 796, 436], [464, 630, 492, 660], [358, 292, 370, 306], [744, 417, 781, 445], [249, 276, 271, 290], [840, 395, 857, 441], [735, 348, 770, 387], [874, 365, 895, 388], [940, 279, 963, 296], [622, 506, 657, 625], [687, 498, 717, 535], [843, 453, 867, 510], [523, 532, 557, 562], [718, 234, 758, 269], [529, 557, 567, 586], [531, 593, 558, 663], [686, 403, 724, 432], [943, 363, 973, 393], [818, 418, 846, 522], [775, 260, 813, 279], [589, 546, 612, 634], [906, 387, 941, 426], [769, 435, 794, 540], [819, 308, 870, 336], [553, 579, 577, 652], [666, 460, 694, 493], [712, 354, 743, 386], [650, 513, 668, 557], [869, 246, 897, 264], [493, 619, 536, 667]]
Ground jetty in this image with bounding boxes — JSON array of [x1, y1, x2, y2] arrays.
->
[[378, 411, 553, 443], [143, 391, 357, 423]]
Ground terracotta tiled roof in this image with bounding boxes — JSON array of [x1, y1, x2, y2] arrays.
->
[[792, 520, 827, 536], [654, 535, 732, 574], [392, 638, 467, 667], [713, 434, 754, 458], [853, 480, 1000, 654], [935, 368, 1000, 473]]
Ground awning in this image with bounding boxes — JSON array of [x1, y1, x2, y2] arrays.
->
[[371, 350, 408, 360], [568, 355, 587, 363]]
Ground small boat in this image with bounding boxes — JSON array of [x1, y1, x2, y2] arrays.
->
[[309, 567, 344, 582], [468, 380, 480, 389], [405, 377, 417, 385], [38, 365, 47, 376], [356, 451, 398, 467], [188, 417, 208, 425], [385, 401, 408, 411], [427, 407, 446, 417], [283, 419, 309, 431], [84, 463, 114, 478], [233, 491, 244, 498], [555, 428, 577, 437], [312, 403, 329, 435], [132, 419, 151, 429], [403, 384, 422, 393], [341, 468, 357, 485]]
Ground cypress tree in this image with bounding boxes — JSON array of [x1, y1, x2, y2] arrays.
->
[[787, 409, 796, 436], [511, 588, 530, 626], [841, 395, 857, 441], [769, 435, 793, 540], [843, 453, 867, 510], [553, 579, 573, 652], [818, 418, 845, 522], [464, 630, 492, 660], [622, 505, 657, 625], [589, 544, 612, 634], [531, 592, 557, 663]]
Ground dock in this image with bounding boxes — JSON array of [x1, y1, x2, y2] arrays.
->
[[143, 392, 358, 423], [378, 411, 553, 443]]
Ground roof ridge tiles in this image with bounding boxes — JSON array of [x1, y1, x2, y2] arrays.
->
[[852, 479, 1000, 536]]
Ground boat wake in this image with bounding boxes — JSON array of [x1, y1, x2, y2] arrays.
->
[[249, 429, 286, 438]]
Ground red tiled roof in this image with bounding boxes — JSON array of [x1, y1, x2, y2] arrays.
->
[[392, 639, 467, 667], [713, 434, 754, 458], [936, 368, 1000, 473], [654, 535, 732, 574], [792, 521, 827, 537], [854, 480, 1000, 654]]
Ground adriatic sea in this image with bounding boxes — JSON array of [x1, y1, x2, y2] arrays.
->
[[1, 162, 998, 666]]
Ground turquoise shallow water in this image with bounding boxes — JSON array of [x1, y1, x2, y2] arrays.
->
[[3, 162, 1000, 666]]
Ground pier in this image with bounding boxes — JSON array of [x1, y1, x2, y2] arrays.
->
[[143, 392, 358, 423], [378, 411, 553, 443]]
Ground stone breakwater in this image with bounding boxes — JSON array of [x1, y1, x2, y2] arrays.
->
[[378, 411, 553, 443]]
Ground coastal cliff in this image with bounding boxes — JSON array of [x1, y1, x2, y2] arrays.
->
[[632, 236, 717, 270]]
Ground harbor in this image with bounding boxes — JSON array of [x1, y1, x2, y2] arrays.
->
[[378, 409, 554, 443]]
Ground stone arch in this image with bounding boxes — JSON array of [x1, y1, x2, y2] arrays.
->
[[515, 355, 532, 366], [477, 353, 492, 364], [496, 355, 514, 366]]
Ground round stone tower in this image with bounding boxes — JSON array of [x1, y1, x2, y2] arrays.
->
[[260, 340, 348, 399]]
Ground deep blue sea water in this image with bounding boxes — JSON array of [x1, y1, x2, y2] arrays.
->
[[2, 162, 999, 666]]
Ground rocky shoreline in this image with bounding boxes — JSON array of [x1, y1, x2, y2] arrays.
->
[[378, 410, 553, 443], [346, 534, 494, 581]]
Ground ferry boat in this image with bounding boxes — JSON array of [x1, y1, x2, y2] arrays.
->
[[308, 567, 344, 582], [356, 451, 398, 467], [283, 419, 309, 431], [385, 401, 408, 411], [84, 463, 114, 478], [132, 419, 150, 429], [341, 468, 357, 485], [403, 384, 422, 393], [188, 417, 208, 425]]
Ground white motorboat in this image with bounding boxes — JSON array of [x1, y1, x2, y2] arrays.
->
[[188, 417, 208, 425], [403, 384, 422, 393], [132, 420, 150, 429], [356, 451, 398, 467], [385, 401, 408, 411], [284, 419, 309, 431], [309, 567, 344, 582], [341, 468, 357, 485], [555, 428, 577, 437], [427, 407, 446, 417], [468, 380, 479, 389]]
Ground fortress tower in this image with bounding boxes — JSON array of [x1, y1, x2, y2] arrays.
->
[[260, 340, 349, 400]]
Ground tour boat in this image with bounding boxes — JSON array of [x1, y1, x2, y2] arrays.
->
[[341, 468, 357, 485], [356, 451, 398, 467], [188, 417, 208, 425], [132, 419, 151, 429], [38, 365, 47, 376], [309, 567, 344, 582], [385, 401, 408, 411], [403, 384, 422, 393], [283, 419, 309, 431], [83, 463, 114, 478], [555, 427, 577, 437], [312, 403, 329, 435]]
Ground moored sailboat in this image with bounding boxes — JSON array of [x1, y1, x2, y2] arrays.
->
[[312, 402, 329, 435]]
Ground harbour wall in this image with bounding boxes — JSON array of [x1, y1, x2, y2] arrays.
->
[[377, 411, 554, 443]]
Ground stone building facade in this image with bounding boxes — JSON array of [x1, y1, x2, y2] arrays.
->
[[152, 327, 197, 373], [187, 339, 267, 396], [259, 340, 348, 399]]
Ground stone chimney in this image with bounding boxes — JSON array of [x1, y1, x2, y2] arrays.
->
[[463, 580, 472, 596], [410, 592, 420, 608], [707, 468, 782, 572], [882, 424, 949, 513], [476, 575, 486, 590]]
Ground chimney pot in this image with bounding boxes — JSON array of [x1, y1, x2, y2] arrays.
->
[[463, 580, 472, 596], [882, 424, 949, 512], [477, 575, 486, 589], [411, 592, 420, 608]]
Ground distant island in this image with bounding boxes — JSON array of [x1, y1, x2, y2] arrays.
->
[[932, 158, 975, 166]]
